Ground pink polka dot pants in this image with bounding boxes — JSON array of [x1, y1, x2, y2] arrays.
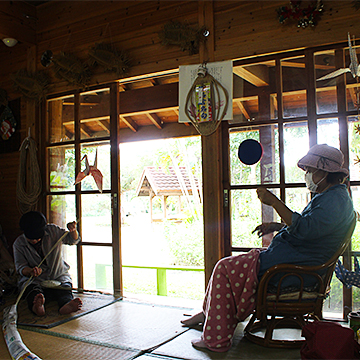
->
[[201, 249, 260, 352]]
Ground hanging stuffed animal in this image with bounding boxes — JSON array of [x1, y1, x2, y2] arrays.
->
[[74, 149, 103, 192], [335, 256, 360, 288]]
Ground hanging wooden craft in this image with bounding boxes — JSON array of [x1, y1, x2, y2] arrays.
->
[[88, 42, 131, 78], [74, 149, 103, 192], [51, 52, 92, 88], [0, 106, 16, 140], [277, 0, 324, 28], [11, 69, 49, 102], [159, 21, 207, 55], [184, 64, 229, 136]]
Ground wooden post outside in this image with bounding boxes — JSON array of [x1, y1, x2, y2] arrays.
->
[[156, 268, 167, 296]]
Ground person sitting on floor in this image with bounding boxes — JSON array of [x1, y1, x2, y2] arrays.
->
[[181, 144, 355, 352], [13, 211, 83, 316]]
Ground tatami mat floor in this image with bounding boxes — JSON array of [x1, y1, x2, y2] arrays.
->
[[0, 293, 302, 360]]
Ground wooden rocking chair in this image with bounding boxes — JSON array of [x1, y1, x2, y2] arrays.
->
[[244, 214, 357, 348]]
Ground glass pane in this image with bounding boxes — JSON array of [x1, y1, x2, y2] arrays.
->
[[285, 188, 311, 214], [79, 143, 110, 191], [232, 60, 277, 123], [323, 275, 343, 319], [317, 118, 339, 148], [284, 121, 309, 183], [230, 125, 279, 185], [282, 56, 307, 118], [349, 116, 360, 181], [49, 145, 75, 192], [47, 194, 77, 288], [80, 88, 110, 140], [83, 246, 113, 292], [47, 95, 75, 143], [82, 193, 112, 243], [315, 50, 337, 114], [346, 43, 360, 111], [351, 186, 360, 252], [231, 189, 280, 248]]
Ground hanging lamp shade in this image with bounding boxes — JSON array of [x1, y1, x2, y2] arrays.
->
[[184, 64, 229, 136]]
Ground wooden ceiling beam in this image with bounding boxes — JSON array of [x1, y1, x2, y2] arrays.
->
[[233, 65, 269, 87], [97, 120, 110, 133], [120, 115, 138, 132], [235, 100, 250, 120], [146, 113, 163, 129]]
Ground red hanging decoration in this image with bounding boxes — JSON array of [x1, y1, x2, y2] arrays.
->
[[277, 0, 324, 28]]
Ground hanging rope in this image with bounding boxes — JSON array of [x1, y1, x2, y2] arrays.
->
[[16, 136, 42, 214]]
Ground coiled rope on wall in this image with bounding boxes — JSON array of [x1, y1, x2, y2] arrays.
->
[[16, 136, 42, 215]]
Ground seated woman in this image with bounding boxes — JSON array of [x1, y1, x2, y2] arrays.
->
[[181, 144, 355, 352], [13, 211, 82, 316]]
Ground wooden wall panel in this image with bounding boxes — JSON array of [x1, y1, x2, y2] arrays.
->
[[213, 1, 360, 62]]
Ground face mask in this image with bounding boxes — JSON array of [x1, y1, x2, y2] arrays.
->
[[305, 170, 326, 193]]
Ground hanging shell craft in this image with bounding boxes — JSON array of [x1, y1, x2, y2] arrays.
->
[[88, 42, 131, 78], [185, 65, 229, 136], [11, 69, 49, 102], [52, 52, 92, 88]]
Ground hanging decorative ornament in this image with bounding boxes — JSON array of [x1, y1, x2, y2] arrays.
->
[[277, 0, 324, 28], [11, 69, 49, 102], [51, 52, 92, 88], [238, 139, 263, 165], [40, 50, 53, 67], [184, 64, 229, 136], [159, 21, 208, 55], [0, 106, 16, 140], [88, 42, 131, 78], [74, 149, 103, 192]]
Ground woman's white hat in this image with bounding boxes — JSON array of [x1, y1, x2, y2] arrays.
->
[[297, 144, 349, 175]]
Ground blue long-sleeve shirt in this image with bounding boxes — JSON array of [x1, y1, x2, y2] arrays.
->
[[258, 184, 355, 284]]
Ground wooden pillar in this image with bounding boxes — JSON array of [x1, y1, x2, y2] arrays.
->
[[110, 83, 122, 297], [259, 89, 275, 247], [199, 0, 224, 286], [335, 48, 352, 319], [163, 195, 167, 219]]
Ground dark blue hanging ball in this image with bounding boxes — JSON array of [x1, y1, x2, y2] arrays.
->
[[238, 139, 263, 165]]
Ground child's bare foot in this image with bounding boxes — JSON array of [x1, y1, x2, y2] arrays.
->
[[59, 298, 82, 315], [32, 293, 45, 316], [181, 311, 205, 326]]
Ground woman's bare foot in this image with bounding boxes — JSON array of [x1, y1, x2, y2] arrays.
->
[[59, 298, 83, 315], [32, 293, 45, 316], [191, 338, 208, 349], [181, 311, 205, 326]]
